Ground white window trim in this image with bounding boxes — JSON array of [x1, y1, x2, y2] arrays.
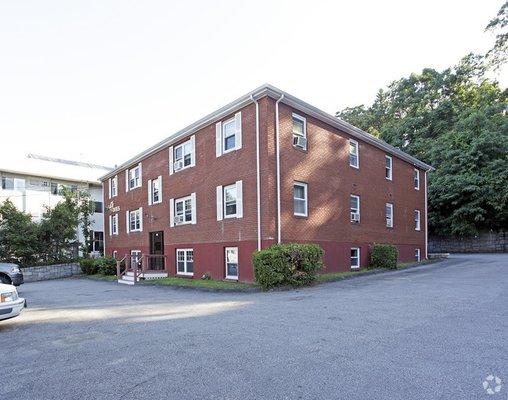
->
[[176, 248, 194, 276], [349, 139, 359, 169], [216, 112, 242, 157], [351, 247, 360, 269], [225, 247, 239, 280], [292, 113, 308, 150], [386, 203, 394, 228], [110, 213, 119, 235], [170, 136, 195, 175], [130, 250, 142, 266], [293, 181, 308, 217], [223, 183, 237, 219], [172, 194, 196, 226], [350, 194, 360, 223], [414, 169, 420, 190], [385, 155, 393, 181], [111, 175, 118, 198], [128, 208, 143, 232], [222, 117, 237, 155], [148, 176, 162, 205], [415, 210, 421, 231], [415, 248, 421, 262], [126, 164, 142, 191]]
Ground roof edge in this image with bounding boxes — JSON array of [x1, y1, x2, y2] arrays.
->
[[100, 84, 432, 180]]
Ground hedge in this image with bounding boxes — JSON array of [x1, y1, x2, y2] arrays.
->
[[79, 257, 117, 275], [253, 243, 324, 290], [370, 243, 398, 269]]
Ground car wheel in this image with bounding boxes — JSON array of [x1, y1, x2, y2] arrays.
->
[[0, 274, 12, 285]]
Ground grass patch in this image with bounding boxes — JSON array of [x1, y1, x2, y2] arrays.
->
[[397, 258, 440, 269], [142, 276, 257, 291], [316, 269, 378, 282], [86, 273, 118, 281]]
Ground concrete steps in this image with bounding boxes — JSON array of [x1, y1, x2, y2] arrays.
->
[[118, 271, 168, 285]]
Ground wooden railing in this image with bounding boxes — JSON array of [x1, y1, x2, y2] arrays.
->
[[116, 254, 167, 284]]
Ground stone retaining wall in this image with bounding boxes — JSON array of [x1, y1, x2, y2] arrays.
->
[[22, 263, 81, 282], [429, 232, 507, 253]]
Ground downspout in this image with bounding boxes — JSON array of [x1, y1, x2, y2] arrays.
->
[[275, 94, 284, 244], [424, 170, 428, 259], [250, 95, 262, 251]]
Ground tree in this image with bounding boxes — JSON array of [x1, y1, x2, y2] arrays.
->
[[336, 55, 508, 236], [0, 199, 40, 266], [485, 1, 508, 70]]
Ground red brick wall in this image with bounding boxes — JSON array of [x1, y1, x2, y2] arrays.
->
[[104, 95, 427, 282]]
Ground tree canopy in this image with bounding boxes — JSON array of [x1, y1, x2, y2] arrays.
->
[[337, 52, 507, 236]]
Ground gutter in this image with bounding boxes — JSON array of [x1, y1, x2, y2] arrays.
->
[[275, 93, 285, 244], [250, 95, 262, 251]]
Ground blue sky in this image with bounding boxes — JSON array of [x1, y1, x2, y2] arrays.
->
[[0, 0, 505, 167]]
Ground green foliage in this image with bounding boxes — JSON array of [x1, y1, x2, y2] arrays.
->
[[0, 187, 95, 266], [485, 1, 508, 70], [96, 257, 117, 275], [337, 54, 508, 236], [0, 200, 40, 266], [79, 258, 98, 275], [370, 244, 398, 270], [253, 243, 324, 290]]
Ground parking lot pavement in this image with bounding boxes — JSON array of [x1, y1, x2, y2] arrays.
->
[[1, 253, 507, 400]]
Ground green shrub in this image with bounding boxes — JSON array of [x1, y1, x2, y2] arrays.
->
[[79, 258, 98, 275], [370, 244, 398, 269], [253, 243, 324, 290], [96, 257, 117, 275]]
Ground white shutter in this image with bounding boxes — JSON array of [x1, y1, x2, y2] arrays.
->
[[216, 185, 223, 221], [236, 180, 243, 218], [108, 178, 112, 199], [158, 175, 162, 202], [147, 179, 152, 205], [125, 169, 129, 192], [169, 146, 174, 175], [139, 207, 143, 231], [235, 111, 242, 150], [169, 198, 174, 227], [215, 121, 222, 157], [126, 211, 130, 233], [138, 163, 142, 186], [190, 135, 196, 167], [109, 215, 112, 236], [191, 192, 197, 224]]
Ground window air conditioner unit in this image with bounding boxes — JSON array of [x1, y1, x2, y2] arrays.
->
[[174, 160, 184, 171], [350, 212, 360, 223], [174, 215, 184, 225], [293, 135, 307, 149]]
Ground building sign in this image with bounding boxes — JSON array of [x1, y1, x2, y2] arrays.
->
[[107, 201, 121, 213]]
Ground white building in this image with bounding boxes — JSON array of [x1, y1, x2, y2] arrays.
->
[[0, 154, 112, 255]]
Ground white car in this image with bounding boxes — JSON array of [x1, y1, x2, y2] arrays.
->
[[0, 283, 26, 321]]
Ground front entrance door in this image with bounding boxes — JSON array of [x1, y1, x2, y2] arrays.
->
[[149, 231, 164, 270]]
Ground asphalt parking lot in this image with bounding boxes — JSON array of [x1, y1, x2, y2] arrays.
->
[[1, 253, 506, 400]]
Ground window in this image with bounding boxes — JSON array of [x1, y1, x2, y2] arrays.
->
[[414, 169, 420, 190], [127, 164, 142, 190], [172, 194, 195, 226], [216, 182, 243, 220], [225, 247, 238, 279], [90, 231, 104, 254], [51, 182, 58, 195], [110, 214, 118, 235], [176, 249, 194, 276], [386, 203, 393, 228], [415, 248, 421, 262], [414, 210, 421, 231], [293, 182, 308, 217], [1, 177, 25, 190], [70, 184, 78, 193], [216, 112, 242, 157], [128, 208, 142, 232], [223, 118, 237, 153], [94, 201, 103, 213], [292, 113, 307, 150], [350, 195, 360, 223], [385, 155, 393, 180], [130, 250, 142, 266], [148, 176, 162, 205], [351, 248, 360, 269], [171, 136, 195, 173], [109, 175, 118, 198], [349, 140, 359, 168]]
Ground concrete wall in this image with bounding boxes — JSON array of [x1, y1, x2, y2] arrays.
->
[[22, 263, 81, 282]]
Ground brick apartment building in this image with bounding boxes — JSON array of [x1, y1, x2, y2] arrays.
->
[[101, 84, 432, 283]]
